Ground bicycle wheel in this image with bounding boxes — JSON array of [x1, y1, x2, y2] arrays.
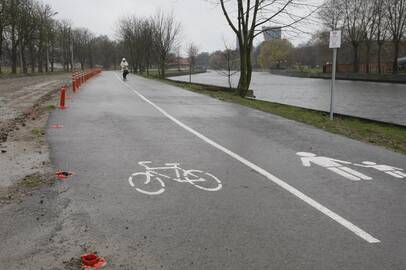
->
[[128, 172, 165, 195], [184, 170, 222, 191]]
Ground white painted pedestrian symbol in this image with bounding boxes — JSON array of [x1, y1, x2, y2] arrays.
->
[[296, 152, 372, 181], [128, 161, 222, 195], [355, 161, 406, 179]]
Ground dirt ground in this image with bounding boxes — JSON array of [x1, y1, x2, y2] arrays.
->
[[0, 73, 70, 189], [0, 97, 56, 203]]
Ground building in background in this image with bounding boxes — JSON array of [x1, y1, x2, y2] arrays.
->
[[262, 26, 282, 42]]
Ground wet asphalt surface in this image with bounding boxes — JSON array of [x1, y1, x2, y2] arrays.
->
[[171, 71, 406, 126], [46, 71, 406, 269]]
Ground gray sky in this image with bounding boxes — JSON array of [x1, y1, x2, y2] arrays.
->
[[43, 0, 322, 53]]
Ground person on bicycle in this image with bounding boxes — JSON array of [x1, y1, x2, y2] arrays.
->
[[121, 58, 129, 80]]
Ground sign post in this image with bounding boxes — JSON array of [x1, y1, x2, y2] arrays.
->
[[329, 30, 341, 120]]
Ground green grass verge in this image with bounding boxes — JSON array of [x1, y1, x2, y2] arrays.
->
[[143, 75, 406, 155]]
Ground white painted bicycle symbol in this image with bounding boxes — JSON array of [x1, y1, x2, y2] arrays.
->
[[128, 161, 222, 195]]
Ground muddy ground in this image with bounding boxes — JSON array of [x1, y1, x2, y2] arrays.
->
[[0, 74, 70, 188]]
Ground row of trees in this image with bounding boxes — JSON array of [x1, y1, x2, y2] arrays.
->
[[117, 11, 181, 78], [0, 0, 118, 74], [320, 0, 406, 73], [117, 1, 320, 97]]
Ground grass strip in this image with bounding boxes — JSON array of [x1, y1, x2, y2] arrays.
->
[[142, 74, 406, 155]]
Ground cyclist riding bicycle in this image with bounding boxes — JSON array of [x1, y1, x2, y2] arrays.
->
[[121, 58, 129, 80]]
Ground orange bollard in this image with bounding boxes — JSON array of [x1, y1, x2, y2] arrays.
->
[[75, 74, 78, 89], [72, 74, 77, 93], [59, 86, 67, 109], [65, 84, 72, 99], [77, 72, 81, 88]]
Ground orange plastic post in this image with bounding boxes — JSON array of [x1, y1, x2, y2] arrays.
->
[[72, 74, 77, 93], [59, 86, 66, 109]]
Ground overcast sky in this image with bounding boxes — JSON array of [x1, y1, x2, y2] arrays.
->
[[43, 0, 323, 53]]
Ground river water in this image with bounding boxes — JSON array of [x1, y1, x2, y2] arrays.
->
[[170, 71, 406, 126]]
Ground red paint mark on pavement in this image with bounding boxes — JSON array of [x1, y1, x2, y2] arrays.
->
[[81, 253, 107, 269], [55, 171, 75, 180], [50, 124, 64, 129]]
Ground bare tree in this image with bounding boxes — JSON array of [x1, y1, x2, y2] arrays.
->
[[219, 0, 320, 97], [0, 0, 9, 73], [222, 41, 239, 89], [343, 0, 371, 73], [152, 11, 181, 78], [364, 1, 379, 73], [375, 0, 389, 74], [386, 0, 406, 73], [118, 16, 156, 74], [209, 42, 239, 89], [318, 0, 345, 31], [187, 42, 199, 83], [8, 0, 22, 73], [73, 28, 93, 69], [17, 0, 37, 73], [1, 0, 118, 74], [57, 20, 73, 71]]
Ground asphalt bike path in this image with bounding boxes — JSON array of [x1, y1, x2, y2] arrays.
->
[[47, 71, 406, 269]]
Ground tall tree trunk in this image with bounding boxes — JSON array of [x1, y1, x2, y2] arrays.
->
[[160, 56, 165, 78], [393, 40, 399, 74], [352, 43, 359, 73], [30, 45, 35, 73], [45, 45, 49, 72], [38, 44, 43, 73], [237, 46, 248, 97], [365, 43, 370, 74], [11, 25, 18, 74], [377, 43, 382, 74], [0, 33, 3, 74], [247, 44, 253, 88], [50, 44, 55, 72], [21, 44, 27, 73], [189, 64, 192, 83]]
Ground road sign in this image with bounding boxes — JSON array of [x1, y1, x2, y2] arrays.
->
[[329, 30, 342, 49], [329, 30, 341, 119]]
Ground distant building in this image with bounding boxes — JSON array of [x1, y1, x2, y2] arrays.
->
[[262, 26, 282, 42]]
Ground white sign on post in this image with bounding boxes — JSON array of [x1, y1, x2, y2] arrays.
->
[[329, 30, 342, 49], [329, 30, 341, 119]]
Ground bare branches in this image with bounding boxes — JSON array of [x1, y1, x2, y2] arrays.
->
[[386, 0, 406, 72], [217, 0, 320, 96], [0, 0, 118, 73], [152, 11, 182, 78], [187, 42, 199, 82], [117, 11, 182, 78]]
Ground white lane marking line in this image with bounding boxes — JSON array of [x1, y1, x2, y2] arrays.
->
[[114, 73, 380, 244]]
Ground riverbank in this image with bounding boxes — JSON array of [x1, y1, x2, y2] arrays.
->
[[269, 69, 406, 84], [169, 71, 406, 126], [143, 74, 406, 155]]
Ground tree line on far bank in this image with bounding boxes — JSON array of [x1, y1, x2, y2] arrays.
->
[[209, 0, 406, 79]]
